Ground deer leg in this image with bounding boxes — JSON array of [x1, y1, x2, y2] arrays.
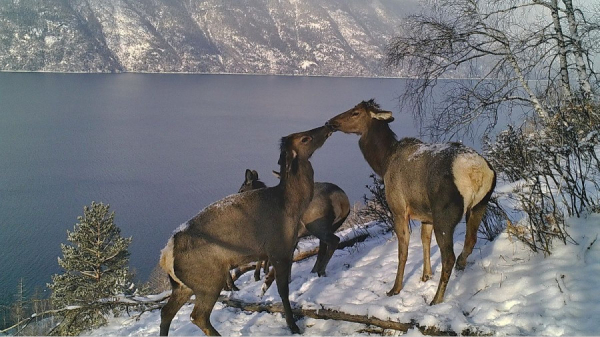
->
[[317, 214, 348, 276], [387, 212, 410, 297], [305, 216, 340, 276], [430, 227, 456, 305], [188, 267, 227, 336], [254, 260, 263, 281], [421, 222, 433, 282], [271, 259, 301, 334], [457, 203, 487, 270], [311, 241, 328, 274], [224, 269, 239, 291], [160, 277, 193, 336], [316, 233, 340, 276], [261, 268, 276, 295], [430, 203, 463, 305]]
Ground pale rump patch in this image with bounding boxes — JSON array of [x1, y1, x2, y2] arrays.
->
[[452, 152, 494, 214], [330, 191, 350, 224], [159, 237, 185, 286]]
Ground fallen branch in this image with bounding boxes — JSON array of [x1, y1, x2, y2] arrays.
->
[[217, 296, 485, 336], [6, 289, 487, 336]]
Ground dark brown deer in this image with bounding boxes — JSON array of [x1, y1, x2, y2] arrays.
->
[[235, 169, 350, 285], [159, 126, 332, 336], [326, 99, 496, 305]]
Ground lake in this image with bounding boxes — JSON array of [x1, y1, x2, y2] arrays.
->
[[0, 73, 437, 305]]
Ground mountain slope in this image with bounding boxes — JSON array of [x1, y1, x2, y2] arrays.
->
[[0, 0, 416, 75]]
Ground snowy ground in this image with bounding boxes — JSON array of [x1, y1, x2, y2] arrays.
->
[[91, 214, 600, 336]]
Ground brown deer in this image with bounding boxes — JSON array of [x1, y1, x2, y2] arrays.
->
[[326, 99, 496, 305], [159, 126, 332, 336], [233, 169, 350, 288]]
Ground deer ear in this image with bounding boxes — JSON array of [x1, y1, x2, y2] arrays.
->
[[244, 169, 254, 183], [278, 149, 298, 174], [287, 150, 298, 173], [251, 170, 259, 180], [370, 110, 394, 122], [282, 149, 297, 174], [272, 170, 281, 179]]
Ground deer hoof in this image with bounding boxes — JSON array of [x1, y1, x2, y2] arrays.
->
[[386, 288, 400, 297], [224, 284, 239, 292], [289, 323, 301, 335], [430, 298, 442, 306], [455, 256, 467, 271], [260, 283, 269, 297]]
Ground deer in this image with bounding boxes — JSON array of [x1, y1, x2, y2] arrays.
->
[[237, 169, 270, 284], [326, 99, 496, 305], [231, 168, 350, 289], [159, 125, 332, 336]]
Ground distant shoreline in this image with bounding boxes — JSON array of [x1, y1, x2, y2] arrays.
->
[[0, 69, 411, 80], [0, 71, 520, 81]]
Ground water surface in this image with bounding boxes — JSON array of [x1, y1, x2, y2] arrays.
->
[[0, 73, 430, 304]]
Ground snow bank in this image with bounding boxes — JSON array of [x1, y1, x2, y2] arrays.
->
[[91, 215, 600, 336]]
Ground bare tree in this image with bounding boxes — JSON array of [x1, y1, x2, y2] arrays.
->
[[387, 0, 598, 139], [11, 279, 27, 334]]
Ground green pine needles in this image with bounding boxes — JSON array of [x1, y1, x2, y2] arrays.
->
[[48, 202, 133, 335]]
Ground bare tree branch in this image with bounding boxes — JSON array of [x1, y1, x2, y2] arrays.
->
[[387, 0, 598, 139]]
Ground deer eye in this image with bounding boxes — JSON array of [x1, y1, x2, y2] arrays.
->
[[301, 136, 311, 143], [351, 110, 360, 117]]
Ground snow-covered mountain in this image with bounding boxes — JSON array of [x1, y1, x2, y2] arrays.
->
[[0, 0, 417, 76]]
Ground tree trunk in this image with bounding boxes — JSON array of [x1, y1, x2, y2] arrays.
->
[[561, 0, 594, 99], [507, 53, 550, 118], [549, 0, 572, 100]]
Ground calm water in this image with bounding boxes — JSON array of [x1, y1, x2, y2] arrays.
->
[[0, 73, 427, 304]]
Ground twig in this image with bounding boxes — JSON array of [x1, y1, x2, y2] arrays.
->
[[587, 234, 597, 251], [555, 275, 564, 294]]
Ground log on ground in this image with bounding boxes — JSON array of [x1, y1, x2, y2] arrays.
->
[[217, 296, 487, 336]]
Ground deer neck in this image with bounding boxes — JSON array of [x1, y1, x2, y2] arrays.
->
[[280, 159, 315, 216], [359, 122, 397, 177]]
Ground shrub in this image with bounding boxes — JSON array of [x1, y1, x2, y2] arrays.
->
[[486, 103, 599, 254], [359, 174, 395, 230]]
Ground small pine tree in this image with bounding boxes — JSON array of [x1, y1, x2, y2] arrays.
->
[[48, 202, 133, 335]]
